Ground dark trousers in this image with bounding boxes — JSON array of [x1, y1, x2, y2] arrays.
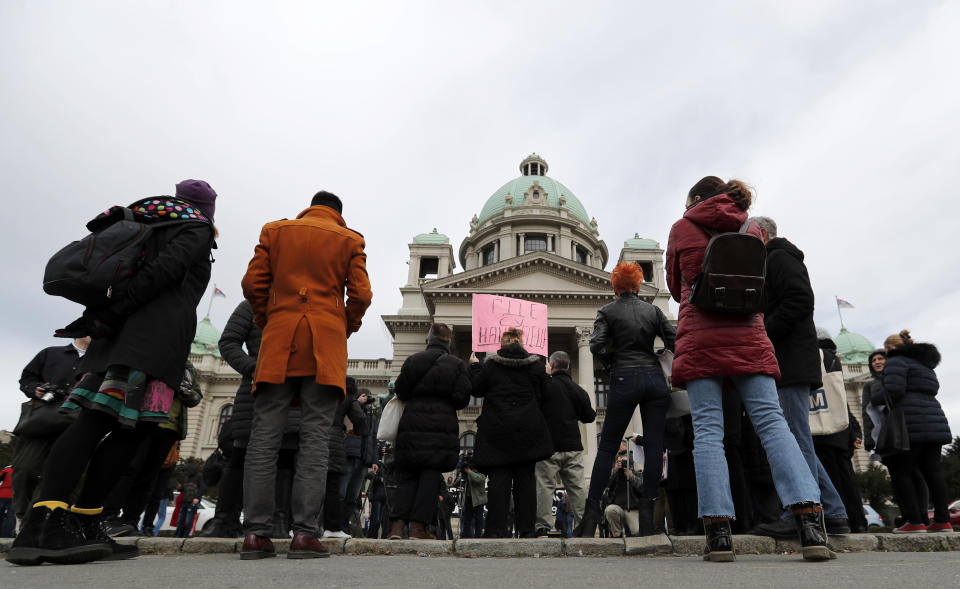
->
[[0, 498, 15, 537], [323, 472, 344, 532], [340, 457, 366, 531], [460, 499, 485, 538], [365, 500, 385, 538], [815, 444, 868, 530], [485, 462, 536, 537], [885, 442, 950, 524], [38, 408, 156, 508], [213, 447, 246, 528], [104, 428, 180, 525], [588, 368, 669, 501], [10, 436, 57, 521], [392, 469, 441, 525], [175, 502, 198, 537]]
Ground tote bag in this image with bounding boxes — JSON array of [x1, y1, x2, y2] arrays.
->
[[876, 388, 910, 457], [808, 350, 849, 436], [376, 397, 406, 444]]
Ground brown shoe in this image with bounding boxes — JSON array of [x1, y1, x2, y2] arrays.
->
[[288, 534, 331, 559], [408, 522, 436, 540], [387, 520, 406, 540], [240, 534, 276, 560]]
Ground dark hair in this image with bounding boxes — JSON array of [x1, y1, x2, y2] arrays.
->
[[429, 323, 453, 343], [311, 190, 343, 213], [687, 176, 753, 211]]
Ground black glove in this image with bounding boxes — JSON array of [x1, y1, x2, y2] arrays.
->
[[54, 316, 96, 338]]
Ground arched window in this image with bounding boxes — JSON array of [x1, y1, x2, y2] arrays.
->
[[217, 403, 234, 435], [575, 245, 588, 264], [460, 432, 476, 453], [524, 234, 548, 253]]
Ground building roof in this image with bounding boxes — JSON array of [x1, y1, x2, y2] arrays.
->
[[624, 233, 660, 250], [476, 155, 591, 225], [413, 228, 450, 245], [191, 316, 221, 357], [835, 327, 874, 365]]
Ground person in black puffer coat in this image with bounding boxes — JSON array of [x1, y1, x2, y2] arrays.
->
[[469, 328, 552, 539], [202, 300, 300, 539], [322, 378, 365, 538], [387, 324, 470, 540], [872, 330, 952, 532]]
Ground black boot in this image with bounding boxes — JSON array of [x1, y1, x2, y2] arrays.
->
[[636, 499, 656, 537], [702, 517, 735, 562], [74, 511, 140, 561], [791, 503, 836, 562], [575, 498, 602, 538], [5, 504, 111, 566]]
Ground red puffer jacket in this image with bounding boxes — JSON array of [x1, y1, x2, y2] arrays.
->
[[665, 195, 780, 387]]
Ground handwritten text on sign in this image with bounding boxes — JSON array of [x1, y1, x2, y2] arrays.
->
[[471, 294, 548, 356]]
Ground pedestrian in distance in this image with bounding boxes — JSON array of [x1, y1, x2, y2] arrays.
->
[[873, 330, 952, 533], [7, 179, 218, 566], [322, 377, 366, 539], [469, 328, 553, 538], [666, 176, 833, 562], [578, 261, 675, 537], [239, 190, 372, 560], [747, 216, 851, 538], [388, 323, 471, 540], [535, 351, 595, 536]]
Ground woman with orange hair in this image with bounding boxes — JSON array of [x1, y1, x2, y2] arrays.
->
[[576, 262, 676, 537]]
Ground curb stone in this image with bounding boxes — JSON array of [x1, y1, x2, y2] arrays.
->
[[137, 537, 186, 555], [455, 538, 563, 558], [181, 538, 239, 554], [563, 537, 626, 557], [624, 533, 672, 555], [345, 539, 452, 556], [879, 533, 960, 552]]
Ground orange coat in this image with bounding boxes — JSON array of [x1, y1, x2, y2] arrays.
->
[[241, 206, 372, 395]]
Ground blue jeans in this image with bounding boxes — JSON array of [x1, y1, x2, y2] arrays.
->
[[175, 503, 198, 537], [687, 375, 819, 518], [588, 367, 670, 500], [340, 457, 366, 530], [777, 384, 847, 519]]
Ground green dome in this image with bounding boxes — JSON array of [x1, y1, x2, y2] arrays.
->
[[476, 155, 591, 226], [191, 316, 221, 357], [624, 233, 660, 250], [835, 327, 874, 365], [413, 228, 449, 245]]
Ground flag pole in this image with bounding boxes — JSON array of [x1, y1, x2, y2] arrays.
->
[[835, 295, 845, 330], [206, 285, 216, 318]]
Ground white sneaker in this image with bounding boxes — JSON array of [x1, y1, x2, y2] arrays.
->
[[322, 530, 351, 538]]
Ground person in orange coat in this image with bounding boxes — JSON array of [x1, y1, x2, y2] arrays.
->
[[239, 191, 372, 560]]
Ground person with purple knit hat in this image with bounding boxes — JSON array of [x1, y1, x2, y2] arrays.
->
[[7, 181, 218, 566]]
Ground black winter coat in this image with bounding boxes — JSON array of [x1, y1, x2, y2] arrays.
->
[[394, 340, 471, 472], [219, 300, 299, 447], [860, 351, 886, 451], [590, 293, 676, 370], [469, 343, 553, 469], [329, 390, 366, 474], [873, 343, 951, 445], [19, 344, 84, 398], [763, 238, 822, 388], [541, 371, 596, 453], [82, 222, 215, 389]]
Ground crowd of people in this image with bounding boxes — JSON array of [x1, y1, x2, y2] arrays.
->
[[1, 177, 952, 568]]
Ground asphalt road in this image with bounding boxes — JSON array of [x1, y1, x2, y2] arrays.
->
[[4, 552, 960, 588]]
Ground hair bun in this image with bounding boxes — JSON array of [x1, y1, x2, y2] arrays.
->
[[899, 329, 914, 344]]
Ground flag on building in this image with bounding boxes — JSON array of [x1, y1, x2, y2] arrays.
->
[[836, 297, 854, 309], [213, 285, 226, 298]]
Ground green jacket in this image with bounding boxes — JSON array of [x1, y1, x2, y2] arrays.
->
[[467, 470, 487, 507]]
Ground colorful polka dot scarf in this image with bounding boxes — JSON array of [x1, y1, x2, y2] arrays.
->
[[128, 196, 211, 223]]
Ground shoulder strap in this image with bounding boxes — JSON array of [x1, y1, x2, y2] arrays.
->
[[738, 219, 751, 234]]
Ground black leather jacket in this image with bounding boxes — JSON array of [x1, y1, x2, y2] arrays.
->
[[589, 293, 676, 370]]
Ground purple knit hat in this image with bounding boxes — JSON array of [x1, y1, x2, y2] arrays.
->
[[175, 179, 217, 221]]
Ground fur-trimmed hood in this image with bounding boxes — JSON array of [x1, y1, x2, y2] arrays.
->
[[887, 342, 940, 369], [487, 345, 540, 367]]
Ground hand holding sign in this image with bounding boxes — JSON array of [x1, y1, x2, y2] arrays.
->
[[472, 294, 548, 356]]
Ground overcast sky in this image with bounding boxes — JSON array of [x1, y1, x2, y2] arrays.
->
[[2, 1, 958, 436]]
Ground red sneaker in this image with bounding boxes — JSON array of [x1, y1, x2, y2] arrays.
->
[[892, 523, 927, 534], [925, 522, 954, 533]]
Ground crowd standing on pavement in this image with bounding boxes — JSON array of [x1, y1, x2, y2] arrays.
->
[[1, 177, 953, 567]]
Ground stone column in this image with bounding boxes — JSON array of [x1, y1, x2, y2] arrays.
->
[[494, 240, 499, 262], [519, 232, 526, 255], [575, 325, 598, 485], [477, 250, 483, 267]]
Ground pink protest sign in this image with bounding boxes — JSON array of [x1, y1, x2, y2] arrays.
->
[[472, 294, 548, 356]]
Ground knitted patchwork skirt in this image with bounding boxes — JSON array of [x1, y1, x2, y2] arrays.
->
[[63, 366, 175, 428]]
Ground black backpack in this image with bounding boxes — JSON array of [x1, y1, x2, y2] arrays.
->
[[42, 208, 180, 307], [686, 220, 766, 314]]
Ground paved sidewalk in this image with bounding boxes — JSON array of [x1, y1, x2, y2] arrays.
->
[[4, 532, 958, 559]]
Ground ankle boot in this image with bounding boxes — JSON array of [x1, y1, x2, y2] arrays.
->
[[791, 503, 836, 561], [408, 521, 436, 540], [636, 499, 656, 537], [5, 503, 111, 566], [72, 509, 140, 561], [388, 520, 406, 540], [702, 517, 735, 562], [576, 498, 602, 538]]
